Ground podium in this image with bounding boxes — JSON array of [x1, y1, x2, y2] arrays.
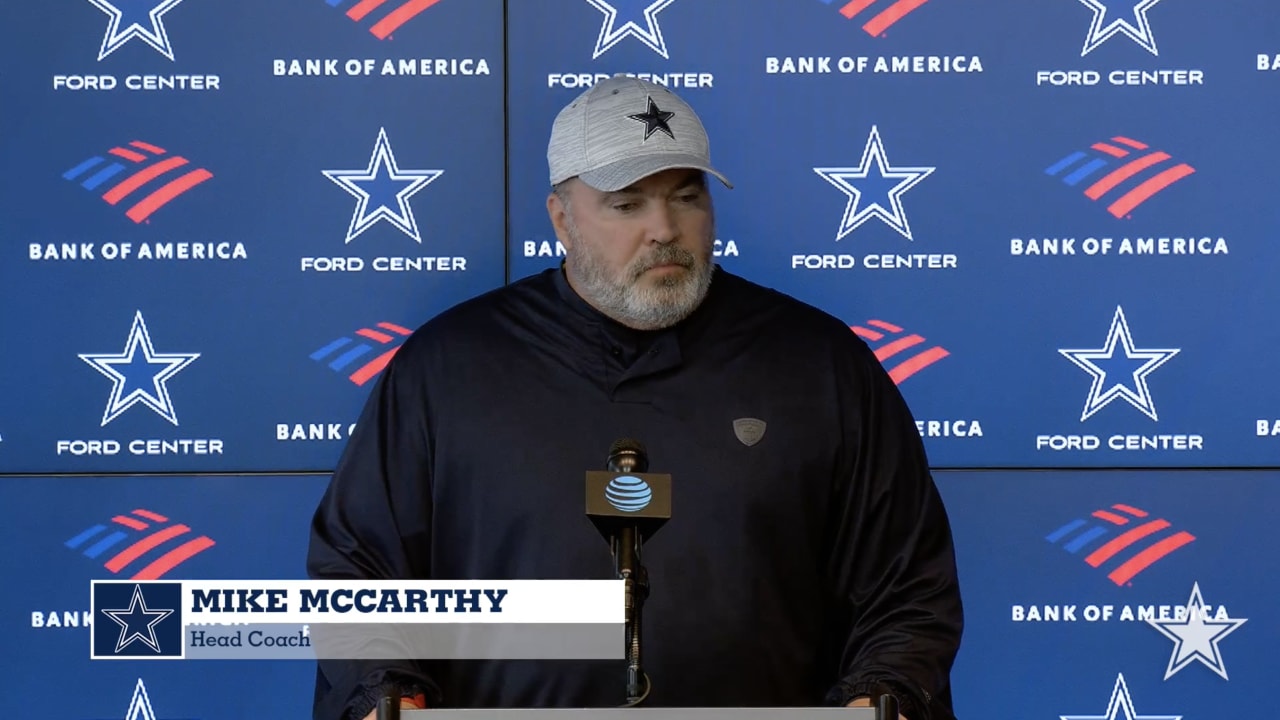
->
[[394, 710, 885, 719]]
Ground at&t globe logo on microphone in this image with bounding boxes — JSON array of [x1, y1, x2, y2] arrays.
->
[[605, 475, 652, 513]]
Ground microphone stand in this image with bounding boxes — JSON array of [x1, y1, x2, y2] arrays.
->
[[613, 524, 649, 706]]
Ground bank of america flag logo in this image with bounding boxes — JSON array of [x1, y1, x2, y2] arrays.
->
[[66, 507, 216, 580], [326, 0, 445, 39], [312, 322, 413, 386], [1045, 136, 1194, 219], [63, 139, 212, 224], [816, 0, 930, 37], [1047, 503, 1195, 587], [851, 320, 948, 384]]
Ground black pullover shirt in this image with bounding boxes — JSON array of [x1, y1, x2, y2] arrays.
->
[[306, 265, 964, 720]]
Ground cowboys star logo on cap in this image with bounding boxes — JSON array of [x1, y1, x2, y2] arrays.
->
[[628, 97, 675, 141], [546, 76, 733, 192]]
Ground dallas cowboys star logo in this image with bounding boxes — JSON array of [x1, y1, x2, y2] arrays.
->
[[586, 0, 679, 59], [813, 125, 935, 242], [628, 97, 675, 141], [1077, 0, 1165, 56], [79, 311, 199, 427], [86, 0, 188, 62], [122, 678, 160, 720], [323, 127, 444, 245], [1059, 306, 1179, 422], [1147, 582, 1247, 681], [1060, 673, 1180, 720], [103, 585, 174, 654]]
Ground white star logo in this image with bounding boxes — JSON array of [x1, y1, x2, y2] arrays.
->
[[123, 678, 159, 720], [1147, 582, 1247, 681], [585, 0, 679, 59], [1061, 673, 1180, 720], [323, 127, 444, 245], [813, 125, 935, 242], [102, 585, 174, 654], [1059, 306, 1179, 422], [1077, 0, 1165, 56], [86, 0, 187, 61], [79, 311, 199, 427]]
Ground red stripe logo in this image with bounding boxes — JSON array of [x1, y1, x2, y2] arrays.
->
[[827, 0, 930, 36], [311, 321, 414, 386], [333, 0, 445, 39], [850, 319, 950, 384], [1045, 136, 1195, 219], [1046, 504, 1196, 586], [62, 140, 212, 224], [64, 508, 216, 580]]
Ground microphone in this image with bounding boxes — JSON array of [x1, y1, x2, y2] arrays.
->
[[585, 438, 672, 706], [586, 438, 671, 546], [607, 438, 648, 473]]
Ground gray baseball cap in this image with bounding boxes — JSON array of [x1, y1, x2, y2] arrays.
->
[[547, 76, 733, 192]]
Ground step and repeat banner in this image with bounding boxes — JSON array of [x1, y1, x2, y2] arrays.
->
[[0, 0, 506, 474], [1, 1, 1277, 718], [508, 0, 1280, 469]]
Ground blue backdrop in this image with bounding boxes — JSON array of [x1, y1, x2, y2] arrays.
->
[[1, 0, 1276, 718]]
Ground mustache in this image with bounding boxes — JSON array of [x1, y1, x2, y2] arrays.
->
[[631, 245, 696, 277]]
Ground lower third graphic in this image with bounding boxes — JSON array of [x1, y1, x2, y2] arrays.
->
[[817, 0, 930, 37], [851, 320, 949, 384], [1045, 135, 1194, 219], [92, 581, 183, 658], [1047, 503, 1196, 586], [63, 139, 212, 223], [311, 322, 413, 386]]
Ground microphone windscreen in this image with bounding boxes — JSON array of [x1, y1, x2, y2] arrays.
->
[[608, 438, 647, 457]]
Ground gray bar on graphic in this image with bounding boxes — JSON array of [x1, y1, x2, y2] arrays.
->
[[185, 624, 315, 660], [311, 622, 624, 660], [184, 623, 623, 660]]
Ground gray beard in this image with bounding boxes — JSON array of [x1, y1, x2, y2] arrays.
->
[[565, 224, 714, 331]]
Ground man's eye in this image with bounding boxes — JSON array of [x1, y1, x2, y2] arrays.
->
[[613, 202, 638, 212]]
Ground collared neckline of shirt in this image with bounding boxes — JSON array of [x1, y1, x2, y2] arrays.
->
[[548, 261, 731, 391]]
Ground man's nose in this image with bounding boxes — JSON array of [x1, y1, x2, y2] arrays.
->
[[645, 202, 680, 244]]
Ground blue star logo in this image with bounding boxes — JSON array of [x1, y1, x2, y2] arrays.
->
[[323, 127, 444, 245], [1059, 306, 1179, 422], [122, 678, 160, 720], [585, 0, 679, 59], [86, 0, 188, 62], [79, 311, 199, 427], [1060, 673, 1181, 720], [1147, 582, 1247, 681], [1077, 0, 1165, 56], [102, 585, 174, 654], [813, 125, 935, 242]]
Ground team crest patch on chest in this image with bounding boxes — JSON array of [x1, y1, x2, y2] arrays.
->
[[732, 418, 766, 447]]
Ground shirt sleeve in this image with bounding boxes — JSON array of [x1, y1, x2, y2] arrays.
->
[[823, 333, 965, 720], [305, 343, 443, 720]]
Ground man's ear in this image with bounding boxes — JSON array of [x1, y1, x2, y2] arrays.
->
[[547, 189, 574, 250]]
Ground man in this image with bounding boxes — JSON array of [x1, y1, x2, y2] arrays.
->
[[307, 76, 964, 720]]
